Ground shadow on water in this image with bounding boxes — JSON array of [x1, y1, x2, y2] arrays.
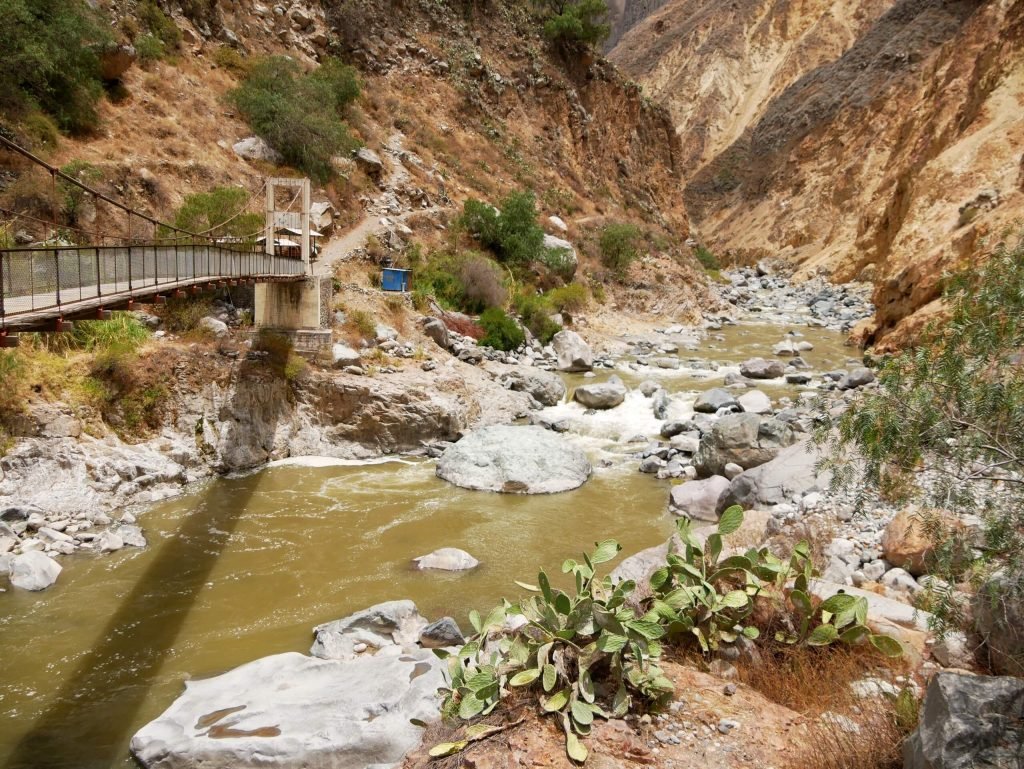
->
[[5, 361, 286, 769]]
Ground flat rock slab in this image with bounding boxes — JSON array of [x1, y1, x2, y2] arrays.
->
[[130, 650, 444, 769], [436, 425, 591, 494]]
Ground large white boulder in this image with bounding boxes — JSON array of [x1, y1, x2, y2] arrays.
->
[[573, 376, 627, 409], [413, 548, 479, 572], [436, 425, 591, 494], [9, 551, 62, 591], [669, 476, 731, 522], [310, 600, 427, 660], [130, 650, 444, 769], [551, 330, 593, 372]]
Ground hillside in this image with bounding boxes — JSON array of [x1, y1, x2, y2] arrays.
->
[[610, 0, 1024, 347]]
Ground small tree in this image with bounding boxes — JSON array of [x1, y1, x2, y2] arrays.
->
[[818, 234, 1024, 634], [460, 191, 545, 267], [543, 0, 611, 48], [599, 222, 641, 276]]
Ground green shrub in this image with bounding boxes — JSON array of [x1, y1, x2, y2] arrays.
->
[[514, 291, 560, 344], [70, 314, 150, 353], [599, 222, 641, 275], [137, 0, 181, 52], [0, 0, 111, 134], [538, 243, 576, 282], [591, 282, 607, 304], [213, 45, 249, 76], [230, 56, 360, 183], [169, 186, 263, 239], [546, 283, 588, 314], [415, 252, 467, 311], [542, 0, 610, 48], [345, 309, 376, 340], [694, 244, 720, 271], [134, 34, 166, 63], [461, 191, 545, 267], [478, 307, 525, 351]]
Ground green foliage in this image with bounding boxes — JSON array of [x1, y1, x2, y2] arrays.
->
[[0, 351, 25, 414], [694, 245, 720, 271], [514, 291, 561, 345], [70, 314, 150, 353], [546, 283, 588, 314], [57, 159, 103, 225], [461, 191, 545, 267], [345, 309, 376, 340], [136, 0, 181, 53], [413, 251, 508, 314], [818, 235, 1024, 635], [598, 223, 641, 276], [134, 34, 166, 63], [0, 0, 111, 134], [591, 282, 606, 304], [478, 307, 525, 351], [170, 186, 263, 239], [230, 56, 361, 182], [433, 509, 903, 763], [212, 45, 249, 76], [538, 243, 577, 282], [542, 0, 611, 48], [157, 295, 213, 333], [459, 254, 508, 312]]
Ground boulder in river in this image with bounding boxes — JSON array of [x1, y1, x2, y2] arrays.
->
[[694, 414, 795, 477], [499, 368, 566, 407], [739, 358, 785, 379], [311, 600, 427, 660], [130, 649, 444, 769], [693, 388, 739, 414], [413, 547, 479, 571], [839, 367, 875, 390], [8, 551, 62, 591], [717, 440, 828, 513], [903, 672, 1024, 769], [551, 330, 593, 372], [737, 389, 772, 415], [436, 425, 591, 494], [669, 476, 731, 522], [573, 376, 627, 409]]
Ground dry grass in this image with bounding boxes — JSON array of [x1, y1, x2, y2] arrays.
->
[[786, 710, 907, 769], [441, 313, 484, 340]]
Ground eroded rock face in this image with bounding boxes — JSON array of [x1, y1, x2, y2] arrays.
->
[[904, 672, 1024, 769], [436, 425, 591, 494], [129, 650, 444, 769]]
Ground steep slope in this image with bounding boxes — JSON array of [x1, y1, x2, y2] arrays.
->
[[611, 0, 1024, 347]]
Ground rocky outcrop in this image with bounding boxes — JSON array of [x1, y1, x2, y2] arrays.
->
[[495, 366, 566, 407], [669, 476, 731, 521], [904, 672, 1024, 769], [436, 425, 591, 494], [129, 649, 444, 769]]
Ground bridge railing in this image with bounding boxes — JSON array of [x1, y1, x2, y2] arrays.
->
[[1, 243, 306, 319]]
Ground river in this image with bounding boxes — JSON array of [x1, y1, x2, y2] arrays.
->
[[0, 321, 857, 768]]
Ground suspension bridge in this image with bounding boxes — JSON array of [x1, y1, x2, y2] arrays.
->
[[0, 136, 326, 341]]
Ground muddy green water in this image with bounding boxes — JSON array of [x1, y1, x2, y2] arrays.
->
[[0, 322, 857, 769]]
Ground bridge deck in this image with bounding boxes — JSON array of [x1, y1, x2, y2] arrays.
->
[[1, 244, 306, 331]]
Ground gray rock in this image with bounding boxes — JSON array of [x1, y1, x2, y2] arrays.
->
[[98, 530, 124, 552], [973, 575, 1024, 676], [669, 476, 731, 522], [311, 600, 427, 659], [551, 330, 593, 372], [694, 414, 795, 477], [716, 439, 825, 512], [693, 388, 739, 414], [739, 358, 785, 379], [737, 389, 772, 415], [232, 136, 283, 164], [117, 524, 148, 548], [904, 672, 1024, 769], [413, 547, 479, 571], [99, 43, 137, 80], [419, 617, 465, 648], [500, 368, 566, 407], [9, 551, 62, 591], [723, 462, 744, 480], [130, 649, 444, 769], [374, 324, 398, 344], [639, 380, 661, 397], [198, 317, 229, 339], [639, 456, 665, 474], [436, 425, 591, 494], [421, 317, 450, 350], [838, 367, 875, 390], [354, 147, 385, 178], [332, 344, 362, 369], [574, 377, 627, 409]]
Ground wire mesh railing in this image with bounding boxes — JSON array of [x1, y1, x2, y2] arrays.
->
[[1, 243, 305, 320]]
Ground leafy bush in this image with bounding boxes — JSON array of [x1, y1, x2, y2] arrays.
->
[[599, 222, 641, 276], [514, 291, 561, 345], [431, 509, 900, 762], [170, 186, 263, 239], [345, 308, 377, 340], [819, 234, 1024, 637], [538, 244, 577, 282], [542, 0, 610, 48], [546, 283, 588, 314], [0, 0, 111, 134], [157, 295, 213, 333], [478, 307, 525, 351], [134, 34, 166, 63], [70, 314, 150, 353], [230, 56, 360, 182], [461, 191, 545, 267], [136, 0, 181, 52], [213, 45, 249, 76], [694, 244, 720, 271]]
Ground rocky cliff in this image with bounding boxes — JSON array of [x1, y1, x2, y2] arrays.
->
[[611, 0, 1024, 347]]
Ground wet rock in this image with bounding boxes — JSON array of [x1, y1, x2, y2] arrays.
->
[[551, 330, 593, 372], [419, 617, 465, 648], [669, 476, 731, 522], [311, 600, 427, 659], [499, 368, 566, 407], [693, 388, 739, 414], [660, 420, 692, 439], [98, 530, 124, 552], [9, 551, 62, 591], [904, 672, 1024, 769], [739, 358, 784, 379], [639, 380, 661, 397], [117, 524, 148, 548], [130, 649, 444, 769], [413, 547, 479, 572], [574, 377, 627, 409], [436, 425, 591, 494]]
